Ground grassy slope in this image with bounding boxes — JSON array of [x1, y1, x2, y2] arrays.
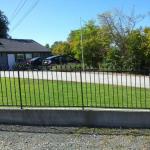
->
[[0, 77, 149, 108]]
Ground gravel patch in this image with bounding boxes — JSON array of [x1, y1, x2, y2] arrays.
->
[[0, 125, 150, 150]]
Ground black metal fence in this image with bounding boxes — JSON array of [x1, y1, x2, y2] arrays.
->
[[0, 65, 149, 109]]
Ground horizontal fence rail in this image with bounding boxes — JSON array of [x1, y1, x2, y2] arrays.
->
[[0, 65, 149, 109]]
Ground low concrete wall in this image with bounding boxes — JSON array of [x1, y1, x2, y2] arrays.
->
[[0, 108, 150, 128]]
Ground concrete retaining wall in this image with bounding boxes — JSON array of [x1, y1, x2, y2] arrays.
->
[[0, 108, 150, 128]]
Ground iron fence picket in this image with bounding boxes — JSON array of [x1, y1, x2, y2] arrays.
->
[[0, 65, 149, 109]]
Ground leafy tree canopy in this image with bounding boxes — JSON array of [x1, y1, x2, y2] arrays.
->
[[51, 41, 71, 55]]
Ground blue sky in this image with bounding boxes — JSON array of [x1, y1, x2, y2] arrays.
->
[[0, 0, 150, 46]]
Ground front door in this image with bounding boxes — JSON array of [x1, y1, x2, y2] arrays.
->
[[8, 54, 16, 70]]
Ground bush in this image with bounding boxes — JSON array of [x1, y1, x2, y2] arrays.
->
[[45, 63, 83, 72], [13, 62, 29, 71]]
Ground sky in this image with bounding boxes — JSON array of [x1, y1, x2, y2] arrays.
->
[[0, 0, 150, 46]]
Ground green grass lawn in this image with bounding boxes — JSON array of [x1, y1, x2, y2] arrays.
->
[[0, 77, 150, 108]]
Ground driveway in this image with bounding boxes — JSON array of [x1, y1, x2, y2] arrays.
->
[[0, 71, 150, 88]]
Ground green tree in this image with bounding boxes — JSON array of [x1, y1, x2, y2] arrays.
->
[[51, 41, 71, 55], [102, 48, 123, 71], [143, 28, 150, 68], [98, 10, 144, 56], [99, 10, 146, 70], [45, 43, 50, 49], [144, 28, 150, 57], [103, 29, 148, 71], [0, 10, 9, 38], [68, 21, 111, 67], [126, 29, 146, 70]]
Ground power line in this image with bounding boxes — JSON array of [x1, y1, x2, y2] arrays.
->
[[10, 0, 23, 17], [10, 0, 28, 22], [10, 0, 23, 18], [11, 0, 40, 32]]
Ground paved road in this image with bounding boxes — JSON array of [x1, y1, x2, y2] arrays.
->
[[0, 125, 150, 150], [0, 71, 150, 88]]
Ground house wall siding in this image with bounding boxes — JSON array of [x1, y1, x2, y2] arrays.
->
[[0, 53, 8, 67]]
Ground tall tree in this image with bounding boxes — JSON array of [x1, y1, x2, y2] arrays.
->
[[68, 21, 111, 67], [51, 41, 71, 55], [143, 27, 150, 68], [0, 10, 9, 38], [45, 43, 50, 49], [98, 9, 147, 70], [125, 29, 147, 70], [98, 9, 144, 56]]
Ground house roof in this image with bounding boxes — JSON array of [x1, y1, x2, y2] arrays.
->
[[0, 38, 49, 53]]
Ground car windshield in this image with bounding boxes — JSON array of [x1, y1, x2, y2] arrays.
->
[[30, 57, 40, 61], [46, 56, 59, 60]]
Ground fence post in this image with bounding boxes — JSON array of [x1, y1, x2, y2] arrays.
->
[[18, 70, 23, 109], [79, 68, 84, 110]]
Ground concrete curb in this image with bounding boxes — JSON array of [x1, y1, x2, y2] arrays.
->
[[0, 108, 150, 128]]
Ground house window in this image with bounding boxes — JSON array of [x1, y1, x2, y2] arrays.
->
[[25, 53, 32, 60], [16, 54, 25, 62], [1, 53, 7, 57], [41, 53, 50, 58], [33, 53, 40, 57]]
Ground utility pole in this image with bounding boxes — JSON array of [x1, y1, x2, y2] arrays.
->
[[80, 17, 85, 71]]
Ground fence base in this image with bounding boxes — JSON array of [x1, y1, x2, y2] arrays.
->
[[0, 108, 150, 128]]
